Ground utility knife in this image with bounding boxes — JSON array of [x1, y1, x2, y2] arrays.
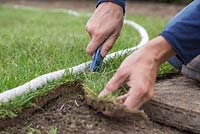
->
[[89, 45, 103, 72]]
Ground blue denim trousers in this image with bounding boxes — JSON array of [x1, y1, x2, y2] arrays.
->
[[168, 56, 183, 70]]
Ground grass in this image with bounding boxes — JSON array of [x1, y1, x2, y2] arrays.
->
[[84, 55, 177, 97], [0, 5, 177, 119], [0, 5, 140, 92], [0, 5, 89, 92]]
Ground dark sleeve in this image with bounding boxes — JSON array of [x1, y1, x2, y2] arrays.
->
[[160, 0, 200, 64], [96, 0, 125, 15]]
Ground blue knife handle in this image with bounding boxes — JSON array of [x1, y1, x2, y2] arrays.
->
[[89, 45, 103, 72]]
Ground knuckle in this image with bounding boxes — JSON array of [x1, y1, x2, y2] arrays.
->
[[86, 26, 92, 33], [113, 31, 120, 38], [116, 68, 127, 78], [86, 26, 103, 38], [107, 40, 114, 47], [138, 87, 148, 97], [94, 29, 106, 38], [86, 25, 94, 33], [146, 88, 154, 99], [116, 32, 120, 37], [103, 44, 112, 51], [93, 31, 102, 37], [86, 48, 92, 55], [105, 82, 116, 92]]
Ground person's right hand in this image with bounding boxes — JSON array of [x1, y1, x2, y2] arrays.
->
[[86, 2, 124, 57], [98, 36, 176, 112]]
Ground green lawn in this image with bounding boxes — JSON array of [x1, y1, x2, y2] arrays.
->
[[0, 5, 140, 92], [0, 5, 177, 118]]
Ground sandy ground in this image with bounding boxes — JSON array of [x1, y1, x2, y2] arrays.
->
[[0, 0, 186, 18]]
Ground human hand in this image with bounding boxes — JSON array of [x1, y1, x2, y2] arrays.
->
[[98, 36, 175, 112], [86, 2, 124, 57], [99, 48, 158, 111]]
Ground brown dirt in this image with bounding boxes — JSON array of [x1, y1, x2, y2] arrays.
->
[[0, 81, 187, 134], [1, 0, 186, 18]]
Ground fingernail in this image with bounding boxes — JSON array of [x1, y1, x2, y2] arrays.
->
[[98, 89, 110, 97]]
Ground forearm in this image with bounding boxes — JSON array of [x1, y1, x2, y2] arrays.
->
[[143, 36, 176, 66], [96, 0, 125, 14]]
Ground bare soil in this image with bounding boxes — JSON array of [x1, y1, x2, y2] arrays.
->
[[0, 81, 187, 134], [1, 0, 186, 18]]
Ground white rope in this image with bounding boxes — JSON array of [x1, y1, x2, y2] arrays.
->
[[0, 6, 149, 103]]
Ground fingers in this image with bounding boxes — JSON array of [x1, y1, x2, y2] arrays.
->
[[86, 36, 104, 56], [123, 87, 154, 111], [86, 30, 118, 57], [99, 68, 128, 97], [86, 33, 118, 57], [116, 93, 128, 103], [116, 88, 145, 111], [101, 34, 118, 57], [123, 88, 144, 111]]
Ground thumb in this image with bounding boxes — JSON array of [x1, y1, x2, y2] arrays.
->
[[86, 37, 104, 56], [99, 68, 128, 97]]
